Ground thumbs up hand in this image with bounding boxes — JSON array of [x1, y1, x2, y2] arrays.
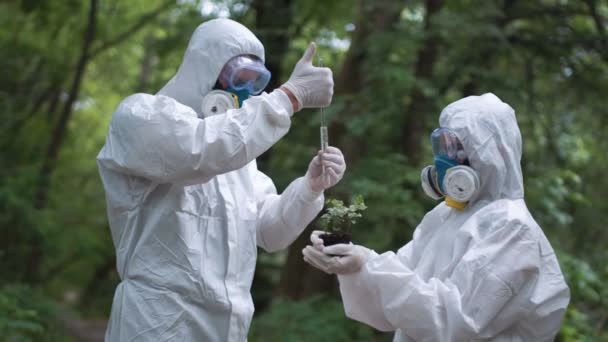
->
[[280, 42, 334, 111]]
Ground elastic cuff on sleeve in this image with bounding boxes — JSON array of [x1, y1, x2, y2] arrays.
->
[[339, 249, 378, 282], [273, 89, 295, 117], [299, 177, 323, 202], [365, 250, 380, 265]]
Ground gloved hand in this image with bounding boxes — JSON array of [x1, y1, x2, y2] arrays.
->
[[305, 146, 346, 193], [281, 42, 333, 110], [302, 243, 371, 275], [310, 230, 325, 250]]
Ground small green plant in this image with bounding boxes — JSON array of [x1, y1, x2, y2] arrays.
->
[[319, 195, 367, 234]]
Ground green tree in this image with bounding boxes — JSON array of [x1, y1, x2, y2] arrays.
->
[[1, 0, 607, 340]]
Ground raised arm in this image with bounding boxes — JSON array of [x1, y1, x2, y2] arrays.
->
[[97, 90, 293, 184]]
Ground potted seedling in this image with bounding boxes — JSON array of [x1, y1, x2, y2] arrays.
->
[[318, 195, 367, 247]]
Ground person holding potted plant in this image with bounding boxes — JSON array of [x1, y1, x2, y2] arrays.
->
[[303, 93, 570, 341]]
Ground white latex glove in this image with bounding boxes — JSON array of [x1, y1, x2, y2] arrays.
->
[[305, 146, 346, 193], [310, 230, 326, 250], [281, 42, 333, 110], [302, 243, 371, 275]]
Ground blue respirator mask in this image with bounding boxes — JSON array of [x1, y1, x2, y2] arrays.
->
[[420, 128, 480, 210]]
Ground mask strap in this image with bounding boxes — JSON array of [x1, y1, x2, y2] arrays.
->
[[230, 93, 240, 109], [429, 167, 444, 196]]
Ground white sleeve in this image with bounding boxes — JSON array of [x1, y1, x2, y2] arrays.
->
[[337, 250, 396, 332], [253, 170, 324, 252], [337, 242, 414, 332], [97, 90, 293, 185], [338, 222, 542, 341]]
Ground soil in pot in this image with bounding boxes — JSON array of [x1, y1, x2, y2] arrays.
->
[[319, 232, 352, 256], [319, 232, 352, 253]]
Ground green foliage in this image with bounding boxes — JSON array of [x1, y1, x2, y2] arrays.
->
[[0, 285, 68, 341], [1, 0, 608, 339], [249, 296, 377, 342], [558, 253, 608, 341], [319, 195, 367, 233]]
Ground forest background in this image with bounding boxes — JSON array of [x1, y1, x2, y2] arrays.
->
[[1, 0, 607, 340]]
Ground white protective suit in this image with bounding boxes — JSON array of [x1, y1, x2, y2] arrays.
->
[[337, 94, 570, 341], [97, 19, 324, 341]]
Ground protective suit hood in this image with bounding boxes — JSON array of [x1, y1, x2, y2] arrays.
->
[[158, 18, 265, 115], [439, 93, 524, 203]]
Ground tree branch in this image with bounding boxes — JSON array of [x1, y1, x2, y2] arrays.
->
[[88, 0, 175, 59], [509, 6, 587, 21], [35, 1, 175, 209], [40, 251, 83, 282], [584, 0, 608, 61], [585, 0, 607, 38], [35, 0, 98, 209]]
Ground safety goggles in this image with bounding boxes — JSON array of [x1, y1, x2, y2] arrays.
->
[[218, 55, 271, 95], [430, 128, 467, 162]]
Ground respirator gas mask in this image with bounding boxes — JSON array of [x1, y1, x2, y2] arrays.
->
[[200, 55, 271, 118], [420, 128, 480, 210]]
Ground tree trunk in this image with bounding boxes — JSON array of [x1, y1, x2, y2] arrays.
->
[[400, 0, 444, 165], [277, 0, 404, 300], [252, 0, 293, 90], [251, 0, 303, 303], [79, 257, 116, 310], [25, 0, 98, 282], [35, 0, 98, 210], [584, 0, 608, 62], [331, 0, 402, 165], [460, 1, 517, 97], [252, 0, 294, 170], [136, 34, 157, 93], [277, 224, 337, 299]]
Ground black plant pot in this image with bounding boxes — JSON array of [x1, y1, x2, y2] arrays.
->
[[319, 232, 352, 247]]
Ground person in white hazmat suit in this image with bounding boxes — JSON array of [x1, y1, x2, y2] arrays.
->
[[97, 18, 346, 341], [303, 93, 570, 341]]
